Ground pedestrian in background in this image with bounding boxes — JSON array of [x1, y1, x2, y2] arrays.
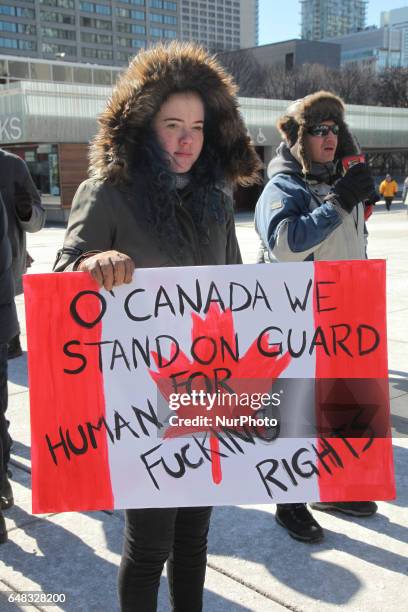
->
[[255, 91, 378, 543], [0, 193, 18, 543], [54, 41, 261, 611], [0, 148, 45, 359], [401, 175, 408, 205], [379, 173, 398, 211]]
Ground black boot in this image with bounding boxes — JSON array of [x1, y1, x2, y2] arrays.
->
[[275, 503, 324, 543], [8, 334, 22, 360], [0, 471, 14, 510], [309, 501, 378, 517], [0, 510, 7, 544]]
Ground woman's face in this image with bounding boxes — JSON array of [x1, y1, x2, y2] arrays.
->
[[153, 92, 205, 173]]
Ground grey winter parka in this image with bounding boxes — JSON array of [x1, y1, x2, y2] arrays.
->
[[53, 179, 242, 271]]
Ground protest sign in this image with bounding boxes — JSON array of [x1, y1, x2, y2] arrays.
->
[[24, 260, 395, 513]]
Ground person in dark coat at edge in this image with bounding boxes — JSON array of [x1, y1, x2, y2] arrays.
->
[[0, 148, 45, 359], [255, 91, 379, 544], [0, 193, 19, 543], [53, 42, 262, 611]]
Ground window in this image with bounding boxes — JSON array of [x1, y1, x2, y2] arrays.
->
[[80, 16, 112, 29], [80, 1, 93, 10], [40, 0, 75, 8], [73, 66, 92, 83], [80, 2, 111, 15], [0, 37, 37, 51], [151, 13, 176, 25], [117, 36, 145, 48], [17, 39, 36, 50], [81, 32, 112, 44], [52, 64, 73, 82], [82, 47, 113, 60], [41, 27, 76, 40], [8, 60, 30, 78], [31, 63, 52, 80], [150, 0, 176, 8], [117, 51, 133, 62], [0, 37, 17, 48], [116, 23, 145, 34], [117, 22, 131, 33], [42, 42, 76, 55], [0, 21, 16, 33], [116, 7, 130, 17], [93, 69, 113, 84], [164, 15, 177, 24], [96, 4, 111, 15], [150, 27, 176, 38], [40, 11, 75, 25], [285, 53, 294, 72], [0, 5, 35, 18]]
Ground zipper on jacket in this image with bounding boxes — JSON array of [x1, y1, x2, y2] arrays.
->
[[175, 191, 203, 265]]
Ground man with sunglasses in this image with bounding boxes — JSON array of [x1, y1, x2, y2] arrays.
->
[[255, 91, 378, 543]]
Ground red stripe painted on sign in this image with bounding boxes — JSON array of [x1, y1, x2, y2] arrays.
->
[[24, 273, 114, 513], [313, 260, 395, 502], [313, 260, 388, 378]]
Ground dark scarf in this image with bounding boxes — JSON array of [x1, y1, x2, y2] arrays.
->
[[305, 160, 340, 185]]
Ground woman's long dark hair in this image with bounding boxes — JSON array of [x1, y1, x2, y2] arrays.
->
[[129, 94, 229, 259]]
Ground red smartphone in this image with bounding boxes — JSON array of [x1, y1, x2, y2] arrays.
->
[[342, 154, 366, 172]]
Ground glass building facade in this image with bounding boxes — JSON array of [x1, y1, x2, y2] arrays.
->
[[0, 0, 258, 66]]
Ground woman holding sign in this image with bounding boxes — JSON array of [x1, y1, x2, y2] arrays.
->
[[54, 42, 261, 611]]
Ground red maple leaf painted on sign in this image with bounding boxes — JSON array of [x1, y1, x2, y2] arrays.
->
[[149, 304, 291, 483]]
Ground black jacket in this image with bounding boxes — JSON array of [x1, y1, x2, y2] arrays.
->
[[0, 194, 18, 344], [0, 149, 45, 294]]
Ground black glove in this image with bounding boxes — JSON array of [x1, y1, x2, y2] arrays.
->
[[326, 164, 376, 213], [364, 191, 380, 206], [14, 182, 33, 221]]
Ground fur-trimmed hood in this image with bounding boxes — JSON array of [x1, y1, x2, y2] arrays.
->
[[276, 91, 360, 173], [89, 41, 262, 186]]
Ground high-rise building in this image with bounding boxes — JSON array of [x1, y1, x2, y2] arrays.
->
[[180, 0, 258, 52], [301, 0, 367, 41], [381, 7, 408, 68], [0, 0, 258, 67]]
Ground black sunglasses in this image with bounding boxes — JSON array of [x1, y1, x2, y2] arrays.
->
[[308, 124, 340, 137]]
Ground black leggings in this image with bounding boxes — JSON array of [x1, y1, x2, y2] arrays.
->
[[0, 344, 11, 476], [118, 506, 212, 612]]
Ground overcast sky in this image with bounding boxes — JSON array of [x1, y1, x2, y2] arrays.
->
[[258, 0, 408, 45]]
